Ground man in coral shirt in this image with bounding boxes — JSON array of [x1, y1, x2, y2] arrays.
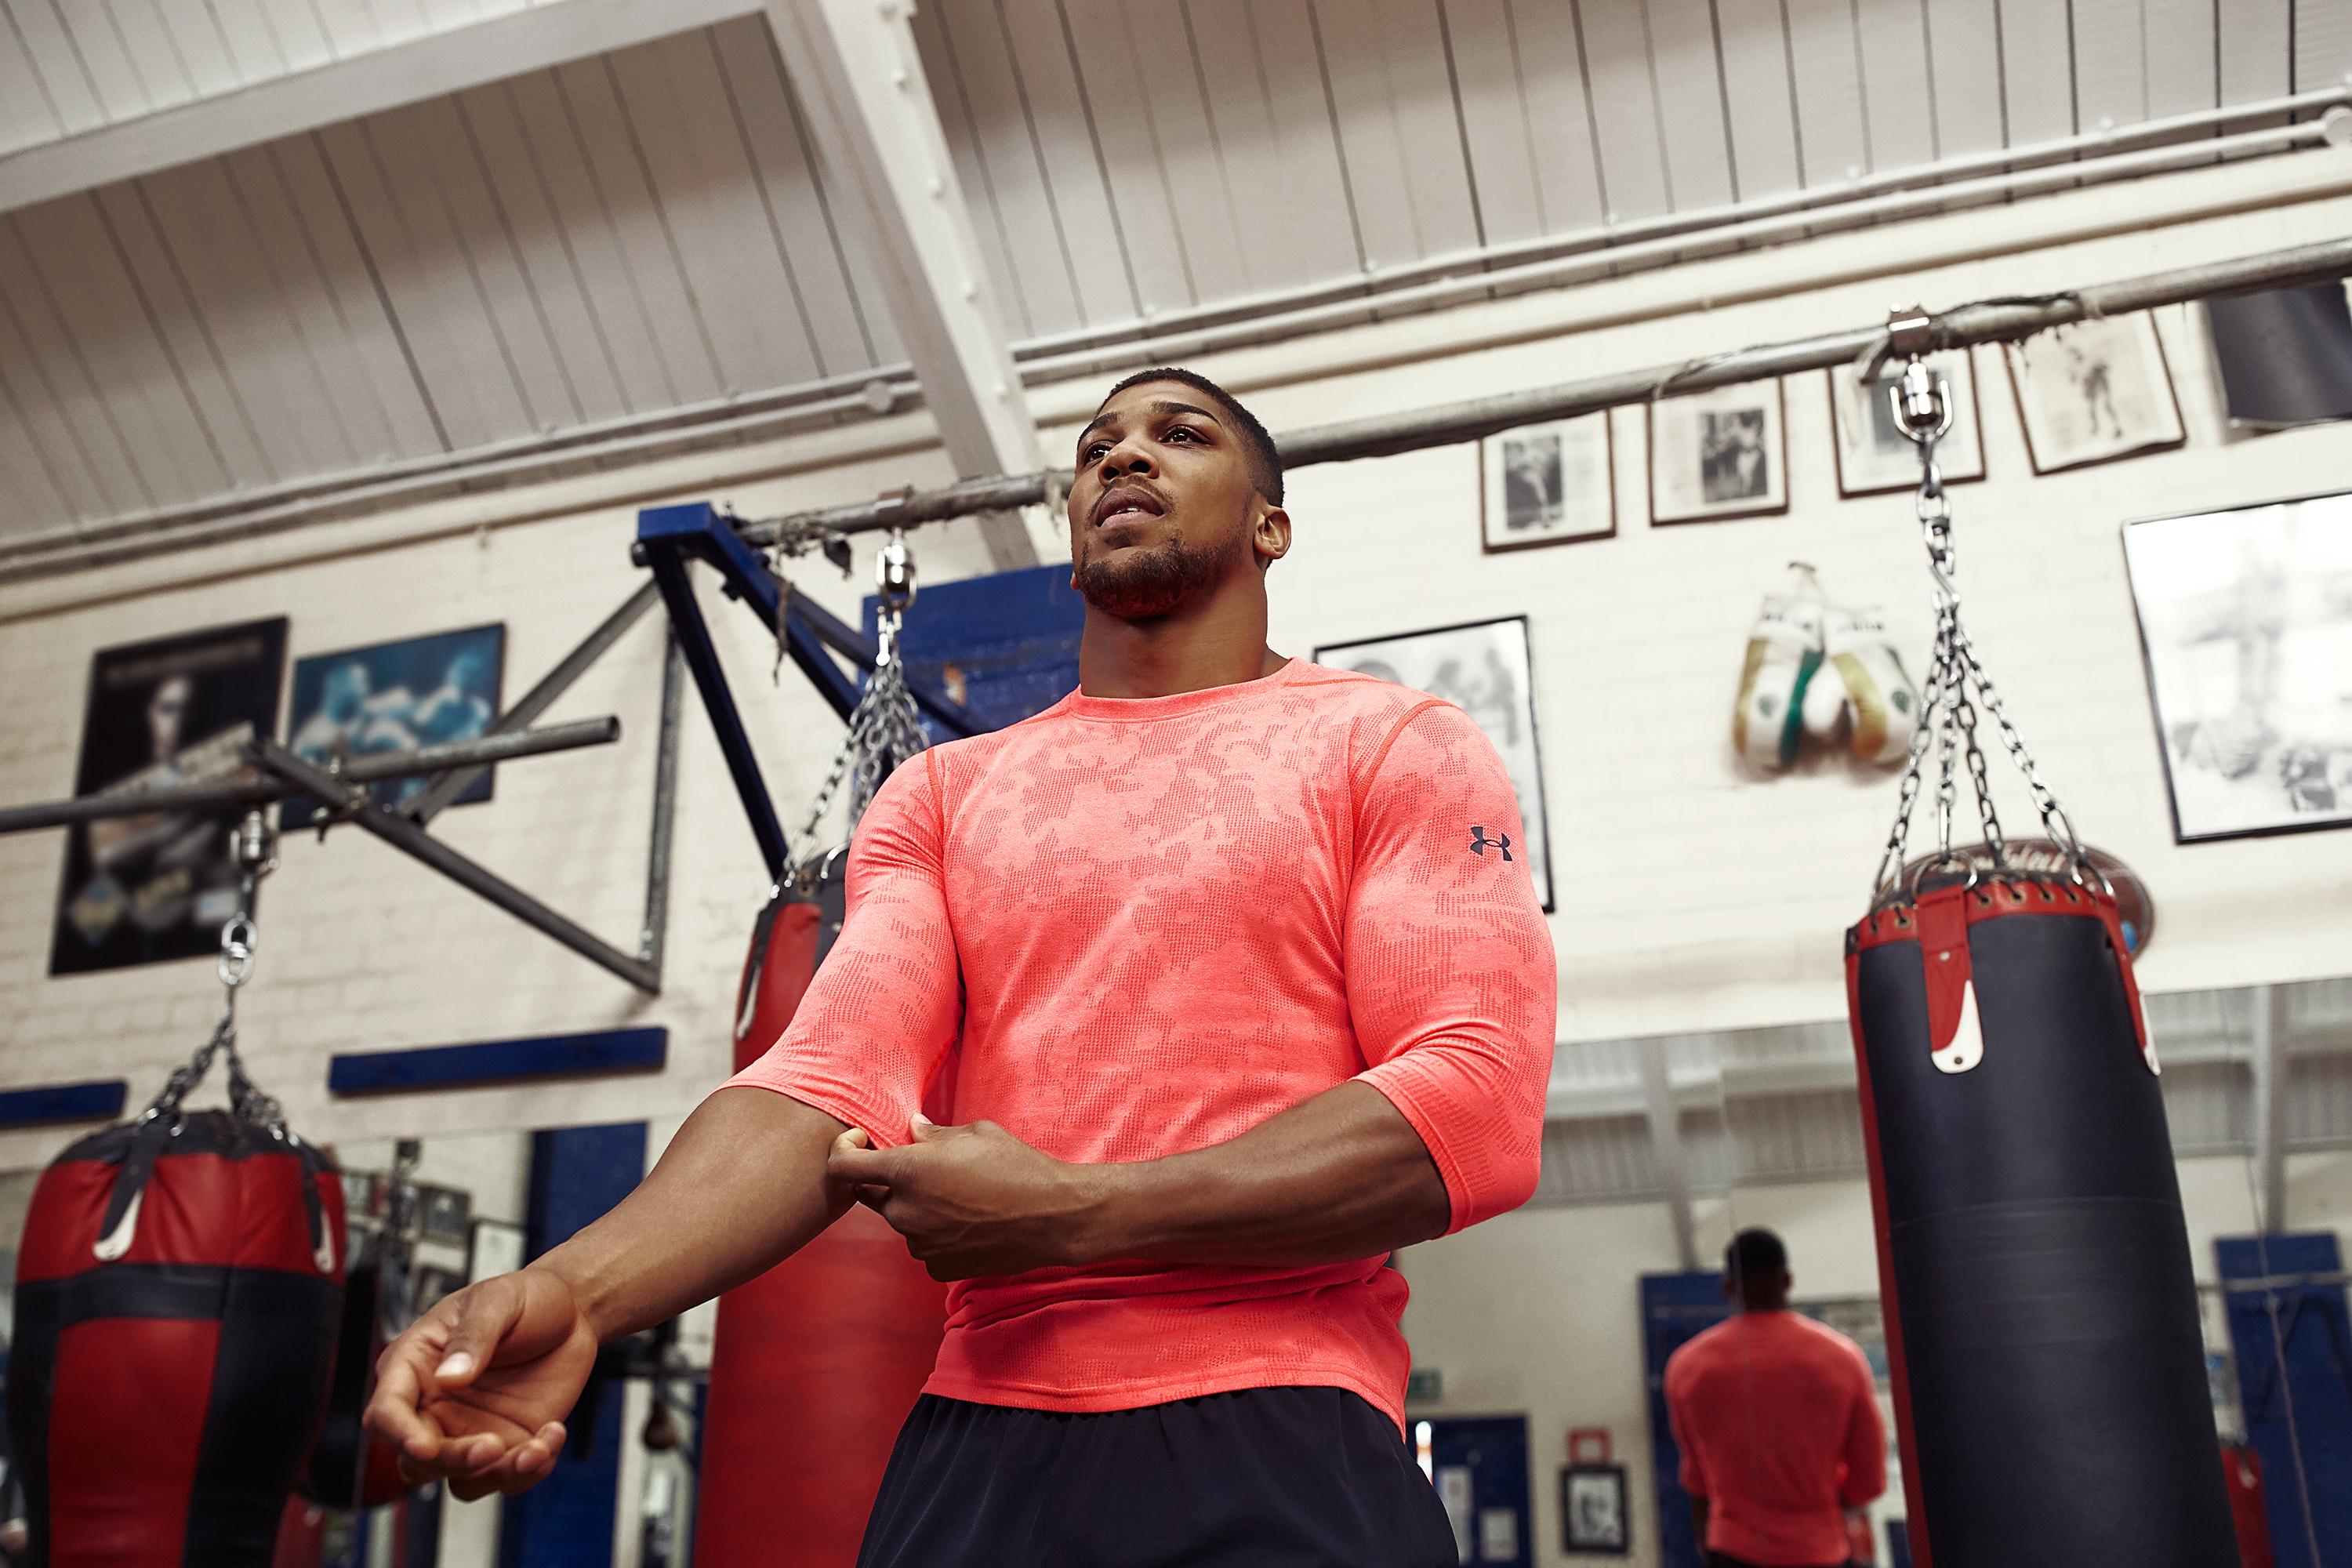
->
[[367, 367, 1559, 1563], [1666, 1230, 1888, 1568]]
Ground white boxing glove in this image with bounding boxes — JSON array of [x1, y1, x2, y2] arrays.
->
[[1733, 594, 1824, 771], [1826, 607, 1920, 765]]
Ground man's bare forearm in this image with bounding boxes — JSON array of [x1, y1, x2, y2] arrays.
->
[[532, 1087, 848, 1340], [1074, 1080, 1450, 1268]]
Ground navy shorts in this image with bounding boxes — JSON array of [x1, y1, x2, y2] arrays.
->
[[855, 1387, 1459, 1567]]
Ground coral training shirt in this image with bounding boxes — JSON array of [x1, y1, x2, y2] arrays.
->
[[726, 658, 1556, 1428], [1664, 1311, 1888, 1566]]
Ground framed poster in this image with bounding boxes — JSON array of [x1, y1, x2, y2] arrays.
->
[[1481, 414, 1615, 551], [1314, 616, 1555, 911], [1650, 382, 1788, 524], [1561, 1464, 1630, 1554], [282, 623, 506, 828], [2123, 491, 2352, 842], [2005, 314, 2185, 473], [1829, 350, 1987, 496], [50, 618, 288, 976]]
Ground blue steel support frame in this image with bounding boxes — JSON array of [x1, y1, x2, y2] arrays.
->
[[632, 503, 979, 883]]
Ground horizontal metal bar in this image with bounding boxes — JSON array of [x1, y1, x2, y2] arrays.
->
[[0, 719, 622, 835], [254, 741, 660, 993], [407, 579, 659, 825], [1008, 85, 2352, 365], [749, 235, 2352, 540]]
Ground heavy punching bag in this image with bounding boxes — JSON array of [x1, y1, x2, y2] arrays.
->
[[1847, 349, 2234, 1568], [9, 1029, 345, 1566], [695, 858, 948, 1568]]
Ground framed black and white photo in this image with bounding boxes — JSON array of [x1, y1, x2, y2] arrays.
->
[[1481, 413, 1615, 552], [2005, 314, 2185, 474], [1829, 350, 1987, 496], [1650, 382, 1788, 524], [1560, 1464, 1630, 1555], [1314, 617, 1555, 911], [2124, 492, 2352, 843]]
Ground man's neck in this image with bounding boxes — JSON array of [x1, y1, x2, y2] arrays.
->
[[1076, 597, 1283, 699]]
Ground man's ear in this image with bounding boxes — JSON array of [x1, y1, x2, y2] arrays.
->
[[1254, 503, 1291, 567]]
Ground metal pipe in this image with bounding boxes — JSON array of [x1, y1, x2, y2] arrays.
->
[[0, 718, 622, 835], [254, 740, 661, 994], [406, 579, 660, 825], [644, 550, 792, 882], [9, 100, 2344, 585], [749, 234, 2352, 539], [1019, 115, 2351, 380], [1009, 84, 2352, 363], [639, 630, 684, 974]]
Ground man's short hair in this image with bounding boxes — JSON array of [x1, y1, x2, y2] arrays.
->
[[1725, 1228, 1788, 1287], [1097, 366, 1283, 506]]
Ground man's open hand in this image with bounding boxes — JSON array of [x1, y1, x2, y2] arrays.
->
[[826, 1117, 1109, 1280]]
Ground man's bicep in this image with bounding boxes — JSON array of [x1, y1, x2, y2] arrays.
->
[[1345, 704, 1557, 1229]]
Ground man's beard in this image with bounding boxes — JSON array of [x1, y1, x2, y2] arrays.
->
[[1072, 526, 1240, 619]]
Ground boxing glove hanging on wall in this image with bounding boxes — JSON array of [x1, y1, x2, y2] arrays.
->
[[1846, 349, 2234, 1568]]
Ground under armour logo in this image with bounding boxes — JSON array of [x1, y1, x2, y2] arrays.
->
[[1470, 827, 1512, 862]]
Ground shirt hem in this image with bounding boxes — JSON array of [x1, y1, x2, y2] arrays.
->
[[919, 1364, 1408, 1433]]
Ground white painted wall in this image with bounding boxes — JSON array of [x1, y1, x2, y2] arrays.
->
[[1, 143, 2350, 1568]]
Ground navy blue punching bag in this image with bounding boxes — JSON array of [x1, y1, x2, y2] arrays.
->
[[1848, 349, 2236, 1568], [1848, 876, 2235, 1567]]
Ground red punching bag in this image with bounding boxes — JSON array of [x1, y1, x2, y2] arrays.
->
[[695, 869, 948, 1568], [8, 1025, 346, 1567]]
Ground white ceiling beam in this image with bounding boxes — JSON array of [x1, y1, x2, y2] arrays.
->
[[762, 0, 1044, 569], [0, 0, 762, 216]]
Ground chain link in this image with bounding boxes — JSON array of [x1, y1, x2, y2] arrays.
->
[[1870, 350, 2087, 902], [792, 534, 931, 877], [142, 810, 293, 1139]]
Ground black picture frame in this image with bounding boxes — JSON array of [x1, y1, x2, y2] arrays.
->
[[49, 616, 290, 976], [1315, 615, 1557, 913], [2122, 489, 2352, 844], [1649, 380, 1790, 525], [1480, 413, 1618, 553], [1560, 1463, 1631, 1555]]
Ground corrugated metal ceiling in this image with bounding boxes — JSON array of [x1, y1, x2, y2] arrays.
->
[[1, 0, 2346, 550]]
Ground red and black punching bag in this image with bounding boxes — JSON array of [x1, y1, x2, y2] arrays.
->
[[695, 873, 948, 1568], [9, 1104, 345, 1566], [1847, 875, 2237, 1567]]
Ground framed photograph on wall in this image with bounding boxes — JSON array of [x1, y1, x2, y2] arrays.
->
[[2005, 314, 2185, 473], [1829, 350, 1987, 496], [50, 617, 289, 976], [281, 623, 506, 829], [1650, 382, 1788, 524], [1313, 617, 1555, 911], [1560, 1464, 1630, 1555], [1480, 413, 1614, 551], [2123, 491, 2352, 842]]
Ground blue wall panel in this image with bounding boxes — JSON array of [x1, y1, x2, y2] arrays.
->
[[2216, 1232, 2352, 1568], [0, 1080, 126, 1127], [328, 1028, 666, 1096], [867, 561, 1086, 735], [498, 1120, 649, 1568]]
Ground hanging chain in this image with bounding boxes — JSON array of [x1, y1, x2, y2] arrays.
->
[[793, 530, 929, 877], [142, 809, 292, 1138], [1870, 322, 2091, 902]]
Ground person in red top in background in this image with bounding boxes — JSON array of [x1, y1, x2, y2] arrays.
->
[[1666, 1229, 1889, 1568], [364, 366, 1559, 1566]]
